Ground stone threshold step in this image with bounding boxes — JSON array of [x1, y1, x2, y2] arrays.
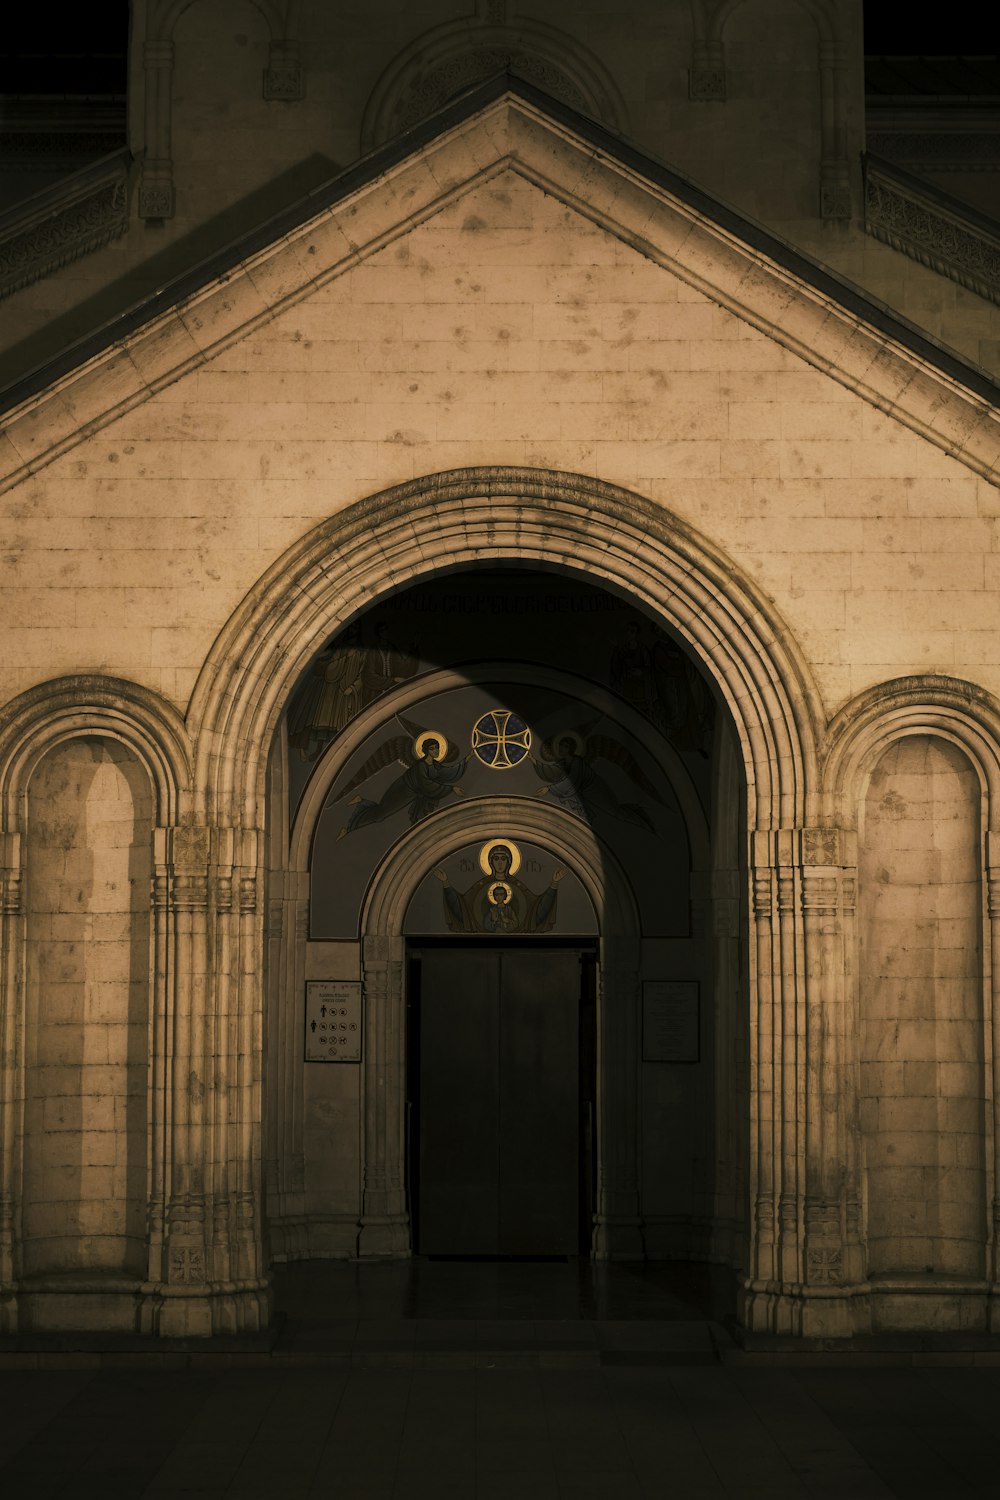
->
[[0, 1346, 722, 1370]]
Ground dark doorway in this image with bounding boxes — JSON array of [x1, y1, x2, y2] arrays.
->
[[407, 943, 596, 1257]]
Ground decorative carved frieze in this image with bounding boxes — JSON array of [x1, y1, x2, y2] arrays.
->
[[864, 154, 1000, 307], [170, 825, 211, 868], [803, 827, 840, 866], [168, 1244, 205, 1284], [689, 41, 726, 102], [806, 1245, 844, 1284], [689, 66, 726, 102], [0, 148, 130, 301], [263, 42, 304, 101]]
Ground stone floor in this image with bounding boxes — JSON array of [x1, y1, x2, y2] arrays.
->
[[1, 1260, 1000, 1497]]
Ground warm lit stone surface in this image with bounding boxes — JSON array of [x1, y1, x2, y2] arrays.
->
[[860, 736, 986, 1282], [0, 10, 998, 1346]]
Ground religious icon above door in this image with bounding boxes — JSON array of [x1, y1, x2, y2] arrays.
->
[[435, 839, 565, 935], [334, 715, 470, 839], [471, 710, 532, 769]]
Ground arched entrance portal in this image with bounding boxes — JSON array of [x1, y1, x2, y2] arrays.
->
[[269, 560, 740, 1285], [189, 468, 825, 1337], [357, 796, 638, 1263]]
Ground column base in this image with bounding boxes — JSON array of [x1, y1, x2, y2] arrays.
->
[[140, 1280, 273, 1338], [591, 1215, 644, 1261], [357, 1215, 411, 1259], [740, 1277, 996, 1340], [0, 1288, 17, 1334], [869, 1277, 988, 1335], [5, 1275, 272, 1340]]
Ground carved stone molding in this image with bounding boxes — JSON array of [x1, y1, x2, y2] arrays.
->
[[689, 40, 725, 103], [0, 148, 130, 301], [864, 154, 1000, 307], [264, 40, 304, 101]]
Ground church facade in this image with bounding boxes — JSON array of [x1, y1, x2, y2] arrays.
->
[[0, 1, 999, 1344]]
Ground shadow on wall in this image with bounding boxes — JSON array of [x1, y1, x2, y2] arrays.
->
[[23, 736, 152, 1280], [860, 734, 986, 1282]]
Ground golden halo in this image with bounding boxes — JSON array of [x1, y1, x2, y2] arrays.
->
[[414, 730, 448, 762], [487, 881, 513, 906], [478, 838, 521, 876], [549, 728, 584, 758]]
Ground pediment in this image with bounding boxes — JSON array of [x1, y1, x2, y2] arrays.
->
[[0, 75, 997, 490]]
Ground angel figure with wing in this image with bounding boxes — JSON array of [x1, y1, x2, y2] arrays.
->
[[531, 718, 663, 833], [334, 714, 468, 839]]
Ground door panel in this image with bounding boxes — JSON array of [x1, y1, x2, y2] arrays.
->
[[417, 950, 499, 1254], [499, 950, 579, 1254], [414, 946, 582, 1256]]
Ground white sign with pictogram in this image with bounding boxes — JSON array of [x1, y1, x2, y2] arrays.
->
[[305, 981, 362, 1062]]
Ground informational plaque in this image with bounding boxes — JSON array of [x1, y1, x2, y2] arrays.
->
[[643, 981, 700, 1063], [305, 981, 362, 1062]]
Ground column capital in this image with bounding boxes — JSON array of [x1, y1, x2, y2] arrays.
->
[[751, 827, 857, 870]]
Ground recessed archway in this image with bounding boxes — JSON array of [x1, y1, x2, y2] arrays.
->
[[198, 467, 823, 1329]]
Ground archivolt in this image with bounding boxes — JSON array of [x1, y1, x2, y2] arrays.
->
[[188, 467, 823, 833], [289, 660, 710, 877], [824, 675, 1000, 824], [360, 16, 627, 152], [361, 794, 634, 940], [0, 675, 191, 827]]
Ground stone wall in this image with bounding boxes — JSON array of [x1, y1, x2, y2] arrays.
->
[[860, 736, 986, 1283], [22, 737, 151, 1279], [3, 0, 997, 376]]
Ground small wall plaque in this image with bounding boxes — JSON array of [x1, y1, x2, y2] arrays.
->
[[643, 981, 700, 1063], [305, 980, 361, 1061]]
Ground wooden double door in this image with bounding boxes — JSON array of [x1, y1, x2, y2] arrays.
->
[[408, 944, 594, 1256]]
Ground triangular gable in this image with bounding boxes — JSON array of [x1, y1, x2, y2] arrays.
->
[[0, 74, 997, 492]]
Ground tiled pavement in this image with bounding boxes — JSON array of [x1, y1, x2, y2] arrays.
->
[[1, 1261, 1000, 1498]]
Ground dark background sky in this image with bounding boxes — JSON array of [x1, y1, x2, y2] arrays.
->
[[0, 6, 995, 96]]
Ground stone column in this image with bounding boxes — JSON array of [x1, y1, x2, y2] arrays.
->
[[358, 934, 410, 1257], [142, 825, 270, 1337], [742, 827, 864, 1337], [708, 864, 743, 1264], [988, 845, 1000, 1331], [819, 39, 851, 219], [592, 938, 644, 1259], [139, 40, 175, 220], [146, 825, 210, 1334], [742, 830, 809, 1334], [0, 834, 21, 1332], [800, 828, 864, 1337], [264, 870, 308, 1258]]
